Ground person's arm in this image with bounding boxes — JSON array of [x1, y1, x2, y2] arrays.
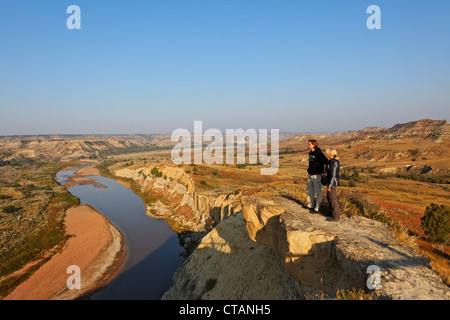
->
[[327, 160, 338, 190], [320, 152, 329, 173]]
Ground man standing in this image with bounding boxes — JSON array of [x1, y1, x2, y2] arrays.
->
[[306, 140, 329, 213]]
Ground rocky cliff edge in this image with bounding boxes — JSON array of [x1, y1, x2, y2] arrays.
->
[[240, 196, 450, 299]]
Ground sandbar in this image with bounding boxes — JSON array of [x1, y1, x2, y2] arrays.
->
[[5, 204, 126, 300], [74, 166, 101, 176]]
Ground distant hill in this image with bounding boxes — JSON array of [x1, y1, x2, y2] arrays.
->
[[341, 119, 449, 141], [0, 134, 174, 161], [281, 119, 449, 151]]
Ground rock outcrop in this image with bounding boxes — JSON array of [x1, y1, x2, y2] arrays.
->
[[241, 196, 450, 299], [162, 213, 303, 300]]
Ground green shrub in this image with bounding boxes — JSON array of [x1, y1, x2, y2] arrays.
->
[[421, 203, 450, 244], [2, 205, 19, 213], [96, 160, 117, 177], [205, 278, 217, 291], [151, 167, 159, 176]]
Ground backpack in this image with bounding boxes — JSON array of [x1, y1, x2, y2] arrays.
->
[[321, 174, 328, 186]]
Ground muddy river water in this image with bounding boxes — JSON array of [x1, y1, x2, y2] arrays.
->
[[56, 167, 184, 299]]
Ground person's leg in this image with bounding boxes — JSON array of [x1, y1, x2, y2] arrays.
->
[[327, 189, 332, 217], [313, 175, 322, 212], [329, 186, 340, 220], [306, 175, 315, 209]]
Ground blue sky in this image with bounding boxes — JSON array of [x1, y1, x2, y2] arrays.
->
[[0, 0, 449, 135]]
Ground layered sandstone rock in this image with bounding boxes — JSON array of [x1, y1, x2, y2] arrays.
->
[[115, 165, 242, 231], [241, 196, 450, 299], [162, 212, 303, 300]]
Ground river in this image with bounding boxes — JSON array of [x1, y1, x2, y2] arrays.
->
[[56, 166, 185, 300]]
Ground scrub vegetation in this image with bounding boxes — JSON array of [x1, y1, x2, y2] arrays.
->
[[0, 161, 79, 298]]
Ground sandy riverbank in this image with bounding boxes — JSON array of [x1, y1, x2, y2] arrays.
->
[[4, 204, 126, 300], [74, 165, 101, 176]]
